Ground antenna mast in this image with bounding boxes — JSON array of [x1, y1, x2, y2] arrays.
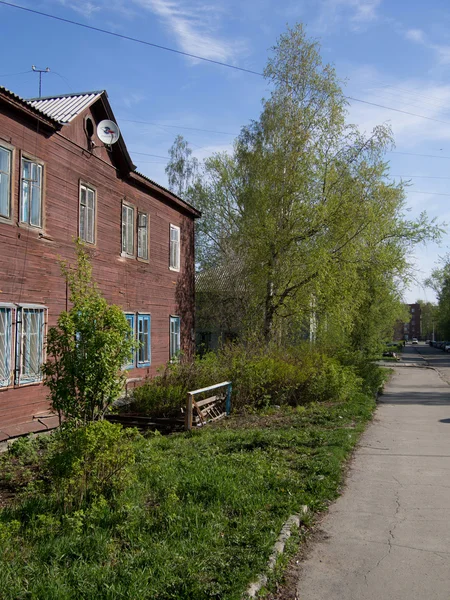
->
[[31, 65, 50, 98]]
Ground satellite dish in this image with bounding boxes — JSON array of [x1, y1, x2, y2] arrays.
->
[[97, 120, 120, 145]]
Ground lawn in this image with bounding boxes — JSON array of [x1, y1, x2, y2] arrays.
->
[[0, 392, 376, 600]]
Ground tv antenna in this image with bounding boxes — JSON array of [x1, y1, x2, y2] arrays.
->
[[32, 65, 50, 98]]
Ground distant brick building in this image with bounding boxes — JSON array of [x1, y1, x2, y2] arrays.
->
[[394, 303, 421, 340]]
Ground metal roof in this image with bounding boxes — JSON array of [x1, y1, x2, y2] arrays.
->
[[28, 91, 104, 124]]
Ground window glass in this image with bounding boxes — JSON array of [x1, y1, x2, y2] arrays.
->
[[0, 307, 12, 387], [122, 204, 134, 255], [137, 212, 148, 260], [80, 184, 96, 243], [124, 313, 135, 369], [170, 316, 180, 359], [0, 146, 11, 219], [138, 314, 151, 366], [169, 225, 180, 270], [17, 307, 45, 383], [21, 159, 42, 227]]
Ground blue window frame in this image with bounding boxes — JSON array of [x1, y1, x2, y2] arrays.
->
[[170, 316, 180, 360], [0, 306, 13, 387], [137, 314, 151, 367], [124, 313, 136, 369], [16, 306, 45, 385]]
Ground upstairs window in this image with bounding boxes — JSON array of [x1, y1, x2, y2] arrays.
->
[[122, 203, 135, 256], [0, 146, 12, 219], [21, 158, 43, 228], [16, 306, 46, 384], [137, 212, 149, 260], [169, 224, 180, 271], [79, 183, 96, 244], [0, 306, 13, 388], [137, 314, 151, 367], [170, 316, 180, 360]]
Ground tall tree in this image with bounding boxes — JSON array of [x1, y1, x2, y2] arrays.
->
[[165, 135, 199, 198], [192, 24, 442, 348]]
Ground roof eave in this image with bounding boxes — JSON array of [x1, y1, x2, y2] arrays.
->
[[0, 88, 60, 131], [130, 171, 201, 219]]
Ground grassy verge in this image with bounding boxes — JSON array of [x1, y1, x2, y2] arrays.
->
[[0, 387, 378, 600]]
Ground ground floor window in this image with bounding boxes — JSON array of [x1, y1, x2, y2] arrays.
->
[[170, 316, 180, 360], [0, 306, 13, 387], [124, 312, 151, 368], [16, 306, 46, 384]]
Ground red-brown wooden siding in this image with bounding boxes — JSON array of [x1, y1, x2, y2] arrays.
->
[[0, 98, 197, 427]]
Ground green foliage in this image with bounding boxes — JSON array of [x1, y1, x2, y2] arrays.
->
[[188, 24, 442, 349], [0, 391, 376, 600], [46, 421, 139, 511], [165, 134, 199, 197], [43, 241, 137, 424], [129, 342, 369, 416]]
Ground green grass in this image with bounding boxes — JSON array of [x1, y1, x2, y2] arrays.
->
[[0, 393, 376, 600]]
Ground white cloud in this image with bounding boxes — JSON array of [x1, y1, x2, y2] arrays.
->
[[133, 0, 244, 62], [404, 27, 450, 66], [315, 0, 381, 32], [405, 28, 425, 44], [55, 0, 101, 17]]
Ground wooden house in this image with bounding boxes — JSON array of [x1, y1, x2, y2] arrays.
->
[[0, 87, 200, 438]]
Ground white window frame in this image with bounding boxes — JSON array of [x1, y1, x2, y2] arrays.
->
[[79, 183, 96, 244], [170, 315, 181, 360], [20, 156, 43, 228], [169, 224, 180, 271], [0, 304, 14, 388], [137, 211, 149, 261], [122, 202, 135, 257], [0, 145, 12, 220], [15, 305, 46, 385]]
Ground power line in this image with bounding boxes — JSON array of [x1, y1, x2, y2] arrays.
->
[[391, 174, 450, 180], [407, 190, 450, 197], [3, 0, 450, 134], [389, 150, 450, 160], [0, 0, 263, 77], [0, 69, 32, 78], [346, 96, 450, 126], [121, 118, 238, 136], [130, 151, 168, 159]]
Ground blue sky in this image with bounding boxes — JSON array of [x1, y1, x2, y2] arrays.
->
[[2, 0, 450, 303]]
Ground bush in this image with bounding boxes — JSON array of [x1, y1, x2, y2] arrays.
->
[[128, 342, 368, 415], [46, 421, 140, 511]]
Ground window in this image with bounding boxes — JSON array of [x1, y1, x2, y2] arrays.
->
[[0, 145, 11, 219], [16, 307, 45, 384], [169, 224, 180, 271], [122, 203, 134, 256], [0, 306, 13, 387], [21, 157, 43, 227], [137, 314, 151, 367], [170, 316, 180, 360], [124, 313, 135, 369], [137, 212, 149, 260], [79, 183, 96, 244]]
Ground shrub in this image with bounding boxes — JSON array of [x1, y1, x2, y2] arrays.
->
[[128, 342, 368, 415], [46, 421, 140, 511]]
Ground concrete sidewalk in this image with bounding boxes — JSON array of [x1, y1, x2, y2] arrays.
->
[[296, 366, 450, 600]]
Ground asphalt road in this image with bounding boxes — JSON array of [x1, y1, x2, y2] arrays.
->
[[295, 352, 450, 600]]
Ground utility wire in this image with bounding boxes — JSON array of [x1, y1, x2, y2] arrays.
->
[[121, 118, 238, 136], [3, 1, 450, 131], [130, 151, 169, 159], [0, 0, 262, 76], [0, 69, 32, 78], [389, 150, 450, 160]]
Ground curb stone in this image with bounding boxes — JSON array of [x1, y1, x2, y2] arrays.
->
[[245, 505, 309, 599]]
